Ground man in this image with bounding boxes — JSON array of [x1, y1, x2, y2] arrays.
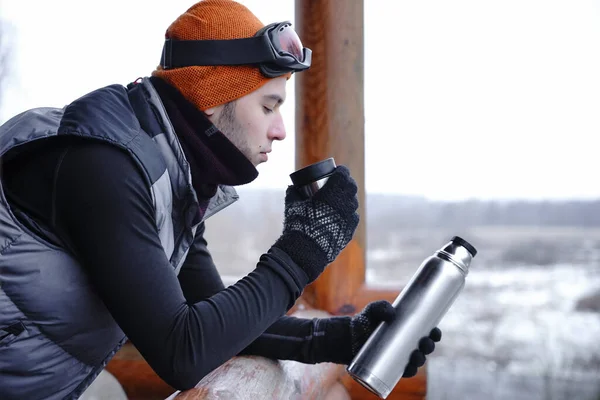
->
[[0, 1, 440, 399]]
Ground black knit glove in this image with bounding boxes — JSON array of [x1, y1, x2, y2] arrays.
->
[[272, 165, 360, 282], [313, 300, 442, 378]]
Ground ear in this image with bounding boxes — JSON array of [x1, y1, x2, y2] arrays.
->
[[204, 104, 226, 123], [204, 106, 217, 117]]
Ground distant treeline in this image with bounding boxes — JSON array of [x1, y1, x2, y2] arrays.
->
[[366, 195, 600, 228], [206, 190, 600, 274], [225, 189, 600, 228]]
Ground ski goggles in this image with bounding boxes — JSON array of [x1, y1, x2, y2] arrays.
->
[[160, 21, 312, 78]]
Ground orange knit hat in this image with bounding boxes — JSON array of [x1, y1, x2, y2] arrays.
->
[[152, 0, 280, 111]]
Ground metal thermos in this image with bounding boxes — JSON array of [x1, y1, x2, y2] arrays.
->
[[289, 157, 336, 198], [347, 236, 477, 399]]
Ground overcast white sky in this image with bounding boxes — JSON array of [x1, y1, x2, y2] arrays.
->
[[1, 0, 599, 201]]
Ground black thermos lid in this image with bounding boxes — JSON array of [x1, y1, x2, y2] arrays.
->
[[289, 157, 336, 187], [451, 236, 477, 257]]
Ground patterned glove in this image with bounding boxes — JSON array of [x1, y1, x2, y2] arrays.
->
[[273, 165, 360, 282]]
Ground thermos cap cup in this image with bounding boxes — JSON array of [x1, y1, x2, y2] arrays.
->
[[289, 157, 336, 187]]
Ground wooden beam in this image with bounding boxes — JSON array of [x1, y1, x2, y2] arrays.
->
[[295, 0, 367, 314]]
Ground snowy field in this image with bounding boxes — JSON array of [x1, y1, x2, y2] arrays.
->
[[413, 264, 600, 400]]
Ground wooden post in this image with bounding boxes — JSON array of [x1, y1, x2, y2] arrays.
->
[[295, 1, 428, 398], [295, 0, 367, 315]]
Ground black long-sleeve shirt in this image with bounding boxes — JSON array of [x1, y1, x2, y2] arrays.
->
[[1, 137, 346, 390]]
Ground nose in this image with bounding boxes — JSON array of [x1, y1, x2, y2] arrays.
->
[[268, 113, 287, 141]]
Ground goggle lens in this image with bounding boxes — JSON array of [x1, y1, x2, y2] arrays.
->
[[274, 23, 305, 62]]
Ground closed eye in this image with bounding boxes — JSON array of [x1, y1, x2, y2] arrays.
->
[[263, 106, 274, 114]]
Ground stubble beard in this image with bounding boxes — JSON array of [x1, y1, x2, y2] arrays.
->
[[215, 101, 256, 165]]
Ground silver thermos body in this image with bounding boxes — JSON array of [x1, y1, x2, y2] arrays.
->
[[347, 236, 477, 399], [289, 157, 336, 198]]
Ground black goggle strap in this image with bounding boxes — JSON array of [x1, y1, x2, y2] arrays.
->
[[160, 36, 277, 69]]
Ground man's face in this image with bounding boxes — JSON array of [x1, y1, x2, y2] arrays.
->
[[205, 77, 288, 166]]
